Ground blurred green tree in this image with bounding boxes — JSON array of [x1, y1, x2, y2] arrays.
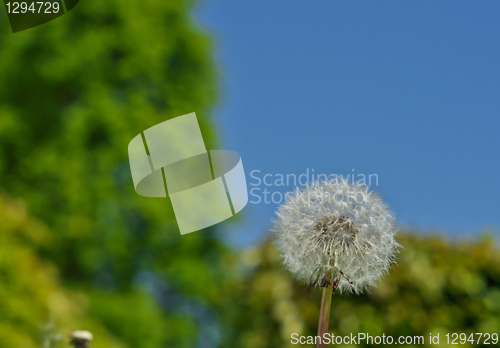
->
[[221, 232, 500, 348], [0, 193, 127, 348], [0, 1, 234, 347]]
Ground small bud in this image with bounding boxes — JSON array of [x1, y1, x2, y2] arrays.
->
[[70, 331, 93, 348]]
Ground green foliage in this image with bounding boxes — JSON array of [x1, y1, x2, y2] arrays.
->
[[0, 194, 125, 348], [0, 1, 233, 347], [0, 0, 219, 284], [89, 289, 198, 348], [220, 233, 500, 348]]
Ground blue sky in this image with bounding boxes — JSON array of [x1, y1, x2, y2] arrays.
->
[[194, 0, 500, 246]]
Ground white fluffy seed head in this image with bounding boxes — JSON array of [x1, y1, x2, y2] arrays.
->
[[272, 177, 399, 294]]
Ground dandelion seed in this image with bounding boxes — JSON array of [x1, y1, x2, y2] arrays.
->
[[272, 177, 399, 294], [272, 177, 400, 348]]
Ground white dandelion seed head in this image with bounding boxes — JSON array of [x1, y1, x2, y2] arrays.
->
[[272, 177, 399, 294]]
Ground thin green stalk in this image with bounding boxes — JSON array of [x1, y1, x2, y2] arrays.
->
[[316, 282, 333, 348]]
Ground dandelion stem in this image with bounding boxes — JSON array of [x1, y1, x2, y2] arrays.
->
[[316, 281, 333, 348]]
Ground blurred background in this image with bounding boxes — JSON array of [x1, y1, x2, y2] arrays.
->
[[0, 1, 499, 347]]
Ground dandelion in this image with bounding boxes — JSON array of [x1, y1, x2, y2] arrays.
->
[[272, 177, 399, 347], [69, 331, 93, 348]]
